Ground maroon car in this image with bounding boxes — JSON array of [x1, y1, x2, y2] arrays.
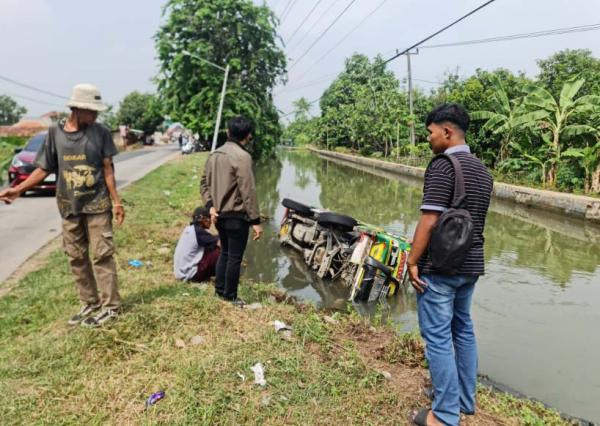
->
[[8, 132, 56, 192]]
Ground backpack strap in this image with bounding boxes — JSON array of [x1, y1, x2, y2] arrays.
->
[[433, 153, 467, 209]]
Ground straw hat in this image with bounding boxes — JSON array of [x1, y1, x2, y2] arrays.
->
[[66, 83, 108, 112]]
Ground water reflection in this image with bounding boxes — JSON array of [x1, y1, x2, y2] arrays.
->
[[242, 149, 600, 422]]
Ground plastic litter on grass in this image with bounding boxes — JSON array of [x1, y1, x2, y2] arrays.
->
[[250, 363, 266, 386]]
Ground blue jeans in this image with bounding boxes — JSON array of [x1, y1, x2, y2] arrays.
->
[[417, 274, 479, 426]]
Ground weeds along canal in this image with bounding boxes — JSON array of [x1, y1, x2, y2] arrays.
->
[[240, 149, 600, 423]]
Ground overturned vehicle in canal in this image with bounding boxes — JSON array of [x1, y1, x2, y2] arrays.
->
[[278, 198, 411, 303]]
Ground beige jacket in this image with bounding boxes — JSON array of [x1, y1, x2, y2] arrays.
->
[[200, 141, 260, 224]]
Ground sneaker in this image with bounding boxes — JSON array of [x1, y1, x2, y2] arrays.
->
[[68, 304, 101, 326], [229, 298, 246, 308], [81, 308, 119, 328]]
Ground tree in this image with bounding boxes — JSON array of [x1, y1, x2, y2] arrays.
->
[[155, 0, 286, 158], [471, 77, 525, 163], [292, 97, 311, 121], [98, 105, 119, 129], [435, 68, 531, 165], [562, 140, 600, 193], [515, 78, 599, 186], [116, 92, 163, 134], [0, 95, 27, 125], [537, 49, 600, 100]]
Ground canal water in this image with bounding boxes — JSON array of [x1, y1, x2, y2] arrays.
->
[[242, 149, 600, 422]]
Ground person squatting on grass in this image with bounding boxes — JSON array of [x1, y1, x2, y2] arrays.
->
[[0, 83, 124, 328], [408, 104, 493, 426], [200, 115, 263, 307], [173, 207, 221, 283]]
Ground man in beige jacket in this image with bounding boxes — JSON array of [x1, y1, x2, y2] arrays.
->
[[200, 115, 263, 306]]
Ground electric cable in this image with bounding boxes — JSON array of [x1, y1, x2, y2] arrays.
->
[[288, 0, 357, 71], [0, 90, 65, 108], [286, 0, 325, 44], [291, 0, 389, 85], [280, 0, 497, 117], [279, 0, 294, 21], [287, 0, 344, 51], [0, 74, 69, 100], [382, 0, 497, 65], [420, 23, 600, 49], [281, 0, 298, 23]]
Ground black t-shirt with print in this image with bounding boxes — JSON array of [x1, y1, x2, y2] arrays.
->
[[35, 121, 118, 218]]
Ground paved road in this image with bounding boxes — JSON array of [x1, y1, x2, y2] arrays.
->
[[0, 144, 180, 284]]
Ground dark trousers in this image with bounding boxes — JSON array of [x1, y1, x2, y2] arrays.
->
[[215, 218, 249, 300], [193, 246, 221, 283]]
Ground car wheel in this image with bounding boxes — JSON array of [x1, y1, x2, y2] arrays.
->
[[282, 198, 313, 217], [317, 212, 357, 232]]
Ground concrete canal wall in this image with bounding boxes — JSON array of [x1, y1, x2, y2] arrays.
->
[[310, 148, 600, 224]]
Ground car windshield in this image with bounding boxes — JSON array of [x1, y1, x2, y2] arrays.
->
[[24, 134, 46, 152]]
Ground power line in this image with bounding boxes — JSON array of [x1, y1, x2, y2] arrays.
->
[[280, 0, 298, 23], [0, 90, 65, 108], [288, 0, 344, 51], [288, 0, 357, 71], [0, 74, 69, 100], [287, 22, 600, 91], [420, 23, 600, 49], [279, 0, 294, 20], [286, 0, 325, 45], [281, 0, 496, 117], [382, 0, 497, 65], [292, 0, 389, 84]]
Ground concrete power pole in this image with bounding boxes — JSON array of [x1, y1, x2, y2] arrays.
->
[[406, 51, 416, 146], [210, 64, 230, 152]]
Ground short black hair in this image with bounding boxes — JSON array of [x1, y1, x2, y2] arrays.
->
[[228, 115, 254, 142], [425, 103, 470, 133], [192, 206, 210, 223]]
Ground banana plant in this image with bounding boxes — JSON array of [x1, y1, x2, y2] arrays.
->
[[471, 77, 525, 163], [514, 77, 600, 187], [562, 139, 600, 193]]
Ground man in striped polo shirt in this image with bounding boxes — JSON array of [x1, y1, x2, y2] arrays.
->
[[408, 104, 493, 426]]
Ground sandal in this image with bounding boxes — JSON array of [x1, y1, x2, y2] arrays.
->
[[412, 408, 430, 426]]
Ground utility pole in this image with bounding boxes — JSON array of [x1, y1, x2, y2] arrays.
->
[[211, 64, 230, 152], [180, 47, 229, 153], [406, 50, 417, 146]]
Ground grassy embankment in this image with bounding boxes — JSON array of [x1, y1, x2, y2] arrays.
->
[[0, 153, 574, 425], [320, 145, 600, 198]]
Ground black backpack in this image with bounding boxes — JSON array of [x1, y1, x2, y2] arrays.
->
[[429, 154, 474, 274]]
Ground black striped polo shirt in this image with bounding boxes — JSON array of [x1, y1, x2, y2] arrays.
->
[[418, 144, 493, 276]]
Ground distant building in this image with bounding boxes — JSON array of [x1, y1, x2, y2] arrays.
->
[[0, 111, 60, 137]]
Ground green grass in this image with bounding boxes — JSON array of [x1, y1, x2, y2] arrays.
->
[[0, 153, 575, 425]]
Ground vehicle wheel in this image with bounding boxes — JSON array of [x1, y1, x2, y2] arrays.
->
[[317, 212, 357, 232], [282, 198, 313, 216]]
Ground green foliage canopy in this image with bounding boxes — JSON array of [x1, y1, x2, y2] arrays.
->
[[155, 0, 286, 157], [0, 95, 27, 125], [116, 92, 163, 134]]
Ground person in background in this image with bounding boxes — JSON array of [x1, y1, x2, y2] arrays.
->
[[174, 207, 220, 283], [200, 115, 263, 307]]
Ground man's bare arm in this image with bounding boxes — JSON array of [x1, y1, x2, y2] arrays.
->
[[407, 211, 440, 292], [103, 158, 125, 224], [0, 168, 49, 204]]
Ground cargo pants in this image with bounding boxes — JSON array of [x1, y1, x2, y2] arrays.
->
[[62, 212, 121, 310]]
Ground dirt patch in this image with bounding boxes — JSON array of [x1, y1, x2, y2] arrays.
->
[[330, 319, 520, 425]]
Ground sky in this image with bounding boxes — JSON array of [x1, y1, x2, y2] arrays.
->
[[1, 0, 599, 120]]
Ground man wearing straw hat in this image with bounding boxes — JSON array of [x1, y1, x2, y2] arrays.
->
[[0, 83, 125, 327]]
